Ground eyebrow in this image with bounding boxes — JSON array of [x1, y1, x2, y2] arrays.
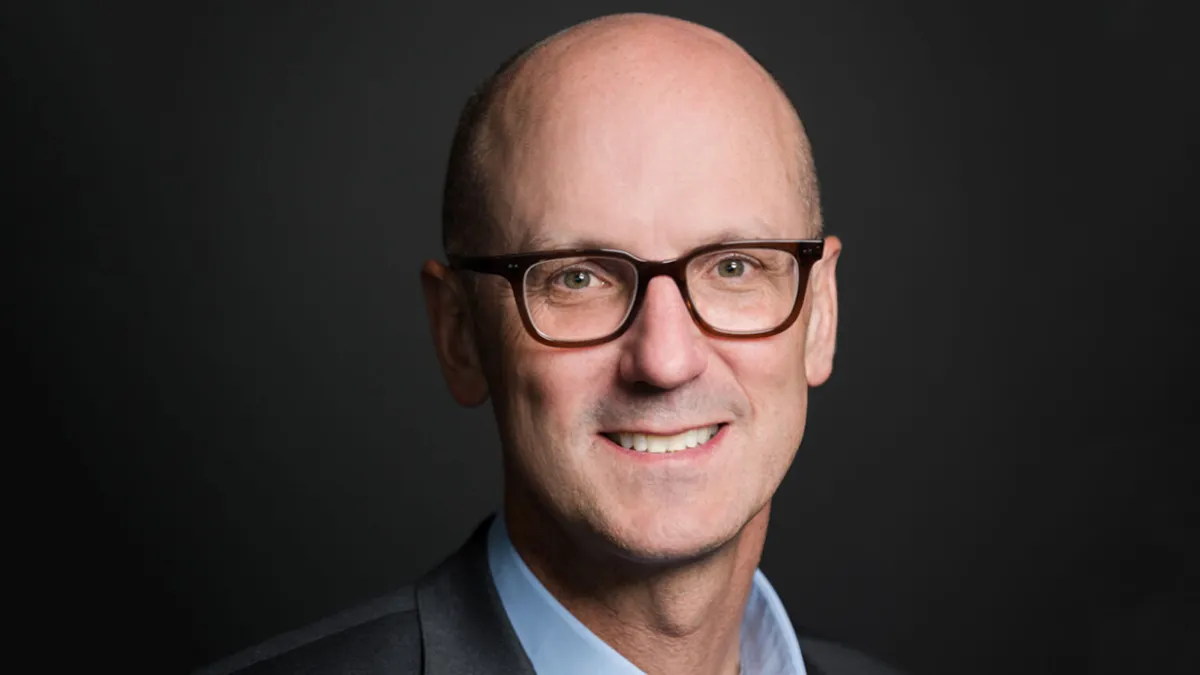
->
[[515, 223, 782, 254]]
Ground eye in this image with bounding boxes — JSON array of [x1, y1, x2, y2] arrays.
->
[[716, 258, 747, 278], [560, 269, 594, 289]]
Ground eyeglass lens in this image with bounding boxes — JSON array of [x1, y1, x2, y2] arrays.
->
[[522, 248, 801, 342]]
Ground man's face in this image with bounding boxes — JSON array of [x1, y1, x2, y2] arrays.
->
[[429, 31, 839, 562]]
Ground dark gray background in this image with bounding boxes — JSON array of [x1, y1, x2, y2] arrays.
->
[[9, 1, 1196, 673]]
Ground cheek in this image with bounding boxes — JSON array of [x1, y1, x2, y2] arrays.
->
[[738, 330, 806, 387], [726, 333, 810, 443], [489, 308, 610, 443], [498, 346, 619, 507]]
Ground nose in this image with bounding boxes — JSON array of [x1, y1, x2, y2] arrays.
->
[[618, 276, 708, 390]]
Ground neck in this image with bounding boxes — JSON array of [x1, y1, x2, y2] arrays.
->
[[504, 490, 771, 675]]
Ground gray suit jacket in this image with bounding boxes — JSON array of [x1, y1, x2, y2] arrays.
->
[[198, 518, 903, 675]]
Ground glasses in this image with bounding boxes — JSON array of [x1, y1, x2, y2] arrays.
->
[[448, 239, 824, 348]]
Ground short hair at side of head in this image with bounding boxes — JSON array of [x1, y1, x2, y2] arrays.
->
[[440, 40, 822, 258], [748, 57, 823, 238], [441, 43, 537, 258]]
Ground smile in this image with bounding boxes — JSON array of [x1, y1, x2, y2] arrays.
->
[[602, 424, 723, 454]]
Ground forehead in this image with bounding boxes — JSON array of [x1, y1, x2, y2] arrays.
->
[[515, 222, 795, 257], [482, 44, 809, 258]]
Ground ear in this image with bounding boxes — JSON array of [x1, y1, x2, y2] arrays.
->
[[420, 259, 490, 407], [804, 235, 841, 387]]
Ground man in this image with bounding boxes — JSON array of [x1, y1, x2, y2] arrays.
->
[[199, 13, 903, 675]]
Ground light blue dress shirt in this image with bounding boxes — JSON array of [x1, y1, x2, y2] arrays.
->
[[487, 515, 808, 675]]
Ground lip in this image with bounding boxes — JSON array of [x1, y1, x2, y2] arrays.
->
[[597, 423, 730, 461], [602, 423, 725, 437]]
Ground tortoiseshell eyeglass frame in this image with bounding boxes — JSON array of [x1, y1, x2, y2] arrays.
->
[[448, 239, 825, 348]]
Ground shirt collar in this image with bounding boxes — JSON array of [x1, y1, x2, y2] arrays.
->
[[487, 514, 808, 675]]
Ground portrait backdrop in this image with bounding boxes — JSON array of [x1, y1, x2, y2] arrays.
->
[[10, 1, 1195, 673]]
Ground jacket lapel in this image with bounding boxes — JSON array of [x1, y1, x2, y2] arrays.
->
[[416, 516, 827, 675], [415, 516, 537, 675], [802, 651, 826, 675]]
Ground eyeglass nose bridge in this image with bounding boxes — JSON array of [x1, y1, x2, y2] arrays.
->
[[619, 256, 703, 338]]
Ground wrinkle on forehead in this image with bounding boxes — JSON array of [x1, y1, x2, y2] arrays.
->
[[474, 14, 819, 250]]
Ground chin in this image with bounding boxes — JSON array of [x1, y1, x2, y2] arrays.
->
[[597, 503, 750, 564]]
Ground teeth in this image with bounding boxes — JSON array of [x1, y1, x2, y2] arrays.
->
[[607, 425, 720, 453]]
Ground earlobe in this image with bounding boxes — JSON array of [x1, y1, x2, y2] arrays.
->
[[420, 260, 490, 407], [805, 235, 841, 387]]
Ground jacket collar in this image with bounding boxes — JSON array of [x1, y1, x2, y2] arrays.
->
[[415, 515, 536, 675], [414, 515, 826, 675]]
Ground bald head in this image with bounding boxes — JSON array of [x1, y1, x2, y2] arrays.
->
[[442, 13, 820, 256]]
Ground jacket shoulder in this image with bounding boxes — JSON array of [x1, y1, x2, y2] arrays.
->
[[194, 586, 421, 675], [799, 635, 906, 675]]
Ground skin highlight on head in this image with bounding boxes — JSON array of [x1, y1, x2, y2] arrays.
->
[[421, 13, 841, 675]]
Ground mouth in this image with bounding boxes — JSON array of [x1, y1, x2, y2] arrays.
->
[[601, 423, 725, 455]]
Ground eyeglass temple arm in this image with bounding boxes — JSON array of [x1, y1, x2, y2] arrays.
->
[[446, 255, 523, 276]]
